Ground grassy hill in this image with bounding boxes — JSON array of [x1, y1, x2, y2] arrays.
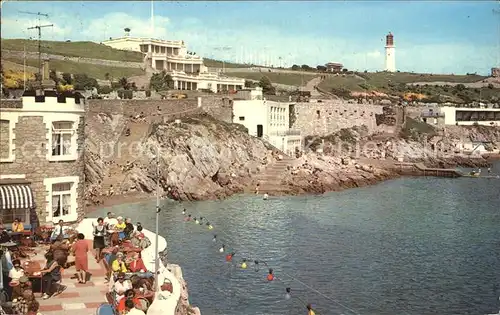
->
[[203, 58, 252, 68], [229, 72, 318, 86], [318, 72, 498, 103], [3, 57, 144, 80], [1, 39, 144, 62]]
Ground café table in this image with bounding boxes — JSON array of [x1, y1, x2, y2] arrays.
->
[[23, 261, 43, 293]]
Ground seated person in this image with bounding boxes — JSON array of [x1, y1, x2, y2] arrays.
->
[[128, 252, 147, 273], [111, 252, 128, 275], [112, 272, 132, 303], [115, 217, 127, 240], [11, 218, 24, 233], [0, 224, 12, 243], [116, 289, 141, 313], [50, 220, 68, 243], [124, 298, 146, 315], [123, 218, 134, 238], [9, 259, 25, 299], [40, 251, 62, 299]]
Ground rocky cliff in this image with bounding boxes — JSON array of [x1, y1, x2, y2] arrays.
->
[[85, 113, 277, 202]]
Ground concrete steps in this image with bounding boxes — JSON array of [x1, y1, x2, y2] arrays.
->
[[253, 158, 295, 195]]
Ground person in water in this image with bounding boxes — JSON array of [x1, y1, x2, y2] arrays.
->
[[306, 304, 315, 315]]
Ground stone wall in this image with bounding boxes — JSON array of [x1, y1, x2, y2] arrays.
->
[[0, 120, 9, 159], [86, 99, 199, 118], [291, 100, 384, 136], [0, 115, 85, 223], [200, 96, 233, 123]]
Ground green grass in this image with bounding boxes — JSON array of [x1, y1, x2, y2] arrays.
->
[[230, 72, 318, 86], [3, 58, 144, 80], [203, 58, 252, 68], [318, 75, 366, 92], [358, 72, 487, 87], [1, 39, 144, 62]]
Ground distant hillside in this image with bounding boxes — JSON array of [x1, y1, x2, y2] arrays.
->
[[318, 71, 499, 103], [1, 39, 144, 62]]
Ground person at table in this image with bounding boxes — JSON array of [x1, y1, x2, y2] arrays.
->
[[11, 218, 24, 233], [112, 252, 128, 275], [0, 224, 12, 243], [112, 272, 132, 303], [115, 216, 127, 240], [124, 298, 146, 315], [72, 233, 89, 284], [124, 218, 134, 239], [9, 259, 25, 299], [104, 212, 118, 230], [93, 217, 106, 262], [50, 220, 67, 243], [116, 289, 141, 313], [40, 251, 62, 299], [128, 252, 147, 273]]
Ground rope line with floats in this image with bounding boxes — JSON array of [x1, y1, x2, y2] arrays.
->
[[181, 209, 362, 315]]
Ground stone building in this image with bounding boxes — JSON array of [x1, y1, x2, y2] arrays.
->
[[0, 90, 85, 227]]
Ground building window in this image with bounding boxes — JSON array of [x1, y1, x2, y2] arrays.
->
[[0, 209, 29, 225], [239, 116, 245, 121], [51, 121, 74, 156], [51, 182, 72, 219]]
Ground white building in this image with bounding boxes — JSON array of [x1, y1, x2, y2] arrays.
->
[[440, 106, 500, 126], [102, 34, 244, 93], [232, 88, 302, 156], [384, 32, 396, 72], [1, 90, 85, 225]]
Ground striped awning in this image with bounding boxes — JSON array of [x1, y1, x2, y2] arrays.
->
[[0, 185, 35, 210]]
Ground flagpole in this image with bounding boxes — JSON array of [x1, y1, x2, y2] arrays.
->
[[154, 145, 160, 292], [151, 0, 154, 38], [24, 44, 26, 91]]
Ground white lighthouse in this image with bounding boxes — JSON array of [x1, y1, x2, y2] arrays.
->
[[384, 32, 396, 72]]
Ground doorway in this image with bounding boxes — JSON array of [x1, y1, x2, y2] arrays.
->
[[257, 125, 263, 137]]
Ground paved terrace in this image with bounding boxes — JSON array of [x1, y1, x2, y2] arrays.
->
[[30, 240, 110, 315]]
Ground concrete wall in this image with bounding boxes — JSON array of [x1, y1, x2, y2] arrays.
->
[[291, 101, 384, 136]]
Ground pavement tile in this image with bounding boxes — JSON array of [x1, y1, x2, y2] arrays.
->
[[85, 302, 104, 308], [62, 303, 87, 310], [58, 292, 80, 298], [39, 304, 64, 312]]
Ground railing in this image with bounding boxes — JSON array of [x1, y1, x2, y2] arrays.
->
[[267, 130, 302, 136], [421, 112, 445, 118]]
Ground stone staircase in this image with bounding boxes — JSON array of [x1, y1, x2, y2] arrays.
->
[[252, 157, 295, 195], [100, 121, 151, 194]]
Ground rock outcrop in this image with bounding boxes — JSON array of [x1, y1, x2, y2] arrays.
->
[[109, 113, 277, 200]]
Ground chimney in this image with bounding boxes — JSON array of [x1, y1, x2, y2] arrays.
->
[[42, 58, 50, 81]]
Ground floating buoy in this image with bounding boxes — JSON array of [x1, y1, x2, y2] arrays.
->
[[219, 245, 225, 253], [263, 193, 269, 200]]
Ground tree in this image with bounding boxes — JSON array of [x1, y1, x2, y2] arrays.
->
[[342, 68, 348, 73], [291, 64, 300, 71], [118, 77, 129, 90], [258, 76, 275, 94], [244, 80, 254, 88], [301, 64, 311, 71], [149, 70, 174, 92], [316, 65, 327, 72], [62, 72, 72, 85], [73, 73, 98, 90]]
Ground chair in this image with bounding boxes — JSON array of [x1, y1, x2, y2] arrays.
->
[[96, 303, 117, 315]]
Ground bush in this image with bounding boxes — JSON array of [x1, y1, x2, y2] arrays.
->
[[117, 89, 133, 99], [98, 86, 113, 94]]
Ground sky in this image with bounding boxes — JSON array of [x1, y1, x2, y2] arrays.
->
[[1, 1, 500, 75]]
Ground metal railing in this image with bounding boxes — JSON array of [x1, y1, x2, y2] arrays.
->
[[267, 130, 302, 136]]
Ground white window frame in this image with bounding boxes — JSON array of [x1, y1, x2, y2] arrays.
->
[[46, 119, 79, 162], [51, 121, 75, 157], [0, 114, 20, 163], [44, 176, 79, 223]]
